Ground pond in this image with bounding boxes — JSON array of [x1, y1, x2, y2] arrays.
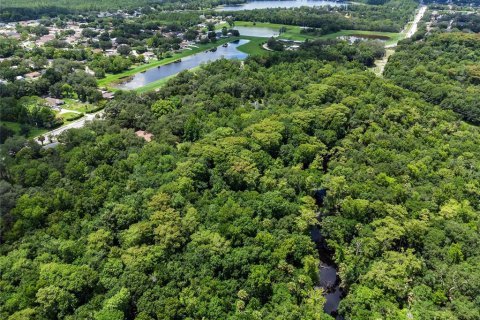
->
[[337, 34, 390, 43], [234, 26, 280, 37], [217, 0, 347, 11], [114, 39, 249, 90]]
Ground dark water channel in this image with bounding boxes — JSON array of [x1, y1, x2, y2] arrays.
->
[[311, 189, 344, 319], [311, 226, 345, 319]]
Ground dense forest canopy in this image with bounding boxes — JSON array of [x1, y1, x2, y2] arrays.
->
[[2, 32, 480, 318], [385, 31, 480, 124], [2, 0, 480, 319], [219, 0, 418, 33]]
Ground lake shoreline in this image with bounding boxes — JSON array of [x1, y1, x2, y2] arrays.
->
[[113, 39, 250, 90]]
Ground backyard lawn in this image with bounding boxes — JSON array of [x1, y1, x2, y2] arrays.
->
[[1, 121, 49, 138], [63, 99, 102, 113]]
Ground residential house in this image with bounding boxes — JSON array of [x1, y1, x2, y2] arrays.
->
[[143, 51, 156, 61], [135, 130, 153, 142], [36, 34, 55, 46], [45, 97, 65, 108], [104, 49, 117, 56], [101, 91, 114, 100], [25, 71, 41, 80]]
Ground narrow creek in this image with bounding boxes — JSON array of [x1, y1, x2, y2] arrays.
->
[[311, 226, 344, 319], [311, 190, 344, 319]]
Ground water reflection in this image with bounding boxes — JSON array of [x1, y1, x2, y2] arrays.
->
[[311, 225, 344, 319], [234, 26, 280, 37], [217, 0, 347, 11], [115, 39, 249, 90]]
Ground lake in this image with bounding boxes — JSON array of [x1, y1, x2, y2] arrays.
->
[[114, 39, 249, 90], [217, 0, 347, 11], [234, 26, 280, 37]]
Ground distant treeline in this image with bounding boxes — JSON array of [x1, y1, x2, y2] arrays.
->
[[1, 0, 415, 24], [216, 0, 418, 33], [422, 0, 480, 4], [0, 0, 243, 22], [431, 12, 480, 33]]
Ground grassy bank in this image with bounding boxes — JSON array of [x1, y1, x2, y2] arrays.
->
[[134, 37, 269, 93], [221, 21, 402, 44], [236, 36, 268, 55], [98, 37, 239, 88], [134, 74, 176, 94], [219, 21, 312, 41]]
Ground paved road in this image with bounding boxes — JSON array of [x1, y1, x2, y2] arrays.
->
[[35, 111, 103, 144], [374, 5, 427, 75], [405, 5, 427, 38]]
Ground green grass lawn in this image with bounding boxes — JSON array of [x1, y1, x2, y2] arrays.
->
[[220, 21, 318, 41], [59, 112, 84, 122], [63, 99, 100, 113], [236, 36, 269, 55], [1, 121, 49, 138], [134, 74, 176, 94]]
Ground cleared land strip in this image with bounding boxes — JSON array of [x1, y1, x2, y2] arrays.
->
[[373, 5, 427, 75]]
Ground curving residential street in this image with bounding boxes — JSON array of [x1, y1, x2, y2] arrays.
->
[[35, 111, 103, 145]]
